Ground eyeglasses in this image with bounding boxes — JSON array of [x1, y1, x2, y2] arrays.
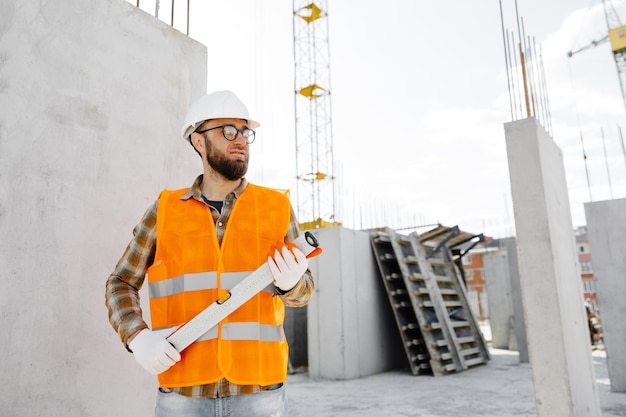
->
[[196, 125, 256, 144]]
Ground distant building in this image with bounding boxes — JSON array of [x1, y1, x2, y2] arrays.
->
[[575, 226, 597, 302], [461, 246, 489, 320]]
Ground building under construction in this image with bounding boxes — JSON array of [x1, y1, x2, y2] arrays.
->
[[1, 1, 626, 417]]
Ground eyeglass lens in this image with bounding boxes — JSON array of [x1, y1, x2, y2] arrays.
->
[[222, 125, 253, 141]]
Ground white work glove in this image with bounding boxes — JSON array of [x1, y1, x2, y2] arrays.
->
[[128, 328, 181, 375], [268, 246, 309, 292]]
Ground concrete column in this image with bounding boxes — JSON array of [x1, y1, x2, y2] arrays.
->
[[307, 227, 405, 379], [585, 198, 626, 392], [504, 118, 600, 416]]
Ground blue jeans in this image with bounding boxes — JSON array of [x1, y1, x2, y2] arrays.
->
[[155, 384, 288, 417]]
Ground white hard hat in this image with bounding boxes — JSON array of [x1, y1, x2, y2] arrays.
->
[[181, 90, 260, 141]]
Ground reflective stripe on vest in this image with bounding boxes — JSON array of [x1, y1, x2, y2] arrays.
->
[[221, 322, 285, 342], [149, 271, 276, 299], [159, 322, 286, 342], [149, 272, 217, 298], [161, 323, 285, 343]]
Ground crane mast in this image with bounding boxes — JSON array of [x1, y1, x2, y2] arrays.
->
[[292, 1, 338, 229]]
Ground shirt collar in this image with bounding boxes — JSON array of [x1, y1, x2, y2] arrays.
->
[[180, 175, 248, 201]]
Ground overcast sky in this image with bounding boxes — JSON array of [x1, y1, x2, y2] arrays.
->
[[135, 0, 626, 237]]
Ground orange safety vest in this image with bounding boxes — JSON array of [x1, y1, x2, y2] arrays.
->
[[147, 184, 291, 387]]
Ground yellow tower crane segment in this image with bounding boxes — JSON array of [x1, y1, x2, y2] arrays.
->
[[567, 0, 626, 113]]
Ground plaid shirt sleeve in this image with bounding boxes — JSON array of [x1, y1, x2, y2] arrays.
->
[[105, 201, 158, 347]]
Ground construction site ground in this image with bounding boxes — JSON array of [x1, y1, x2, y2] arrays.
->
[[287, 343, 626, 416]]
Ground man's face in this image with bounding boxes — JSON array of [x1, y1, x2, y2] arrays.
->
[[199, 118, 249, 180]]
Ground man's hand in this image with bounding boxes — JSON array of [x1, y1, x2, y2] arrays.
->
[[268, 246, 308, 292], [128, 328, 181, 375]]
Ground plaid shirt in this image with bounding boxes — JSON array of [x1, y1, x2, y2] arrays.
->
[[105, 175, 314, 398]]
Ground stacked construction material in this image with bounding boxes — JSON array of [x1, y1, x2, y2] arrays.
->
[[371, 228, 489, 376]]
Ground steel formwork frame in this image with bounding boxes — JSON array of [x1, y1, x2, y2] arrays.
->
[[293, 1, 337, 229]]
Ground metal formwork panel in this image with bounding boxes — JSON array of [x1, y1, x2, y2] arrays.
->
[[410, 232, 490, 370], [385, 230, 461, 375], [370, 230, 431, 375]]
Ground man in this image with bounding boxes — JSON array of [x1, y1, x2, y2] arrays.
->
[[105, 90, 314, 416]]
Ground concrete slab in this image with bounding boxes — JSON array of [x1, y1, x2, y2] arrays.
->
[[287, 349, 626, 417], [307, 227, 406, 380], [0, 1, 206, 415]]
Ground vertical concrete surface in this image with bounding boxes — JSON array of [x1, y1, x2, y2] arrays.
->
[[501, 237, 529, 363], [0, 0, 207, 416], [585, 198, 626, 392], [483, 238, 528, 362], [307, 227, 405, 379], [504, 118, 600, 416], [483, 250, 515, 350]]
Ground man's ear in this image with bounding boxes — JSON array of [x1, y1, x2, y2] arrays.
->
[[190, 132, 204, 154]]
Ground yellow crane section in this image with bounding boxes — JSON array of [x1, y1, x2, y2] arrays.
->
[[568, 0, 626, 113]]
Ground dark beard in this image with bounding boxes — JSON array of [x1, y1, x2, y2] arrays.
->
[[204, 137, 248, 181]]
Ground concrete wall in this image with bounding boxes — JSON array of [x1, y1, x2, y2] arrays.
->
[[504, 118, 600, 416], [0, 1, 207, 416], [482, 238, 528, 361], [585, 198, 626, 392], [307, 227, 405, 379], [501, 237, 529, 363], [483, 250, 514, 350]]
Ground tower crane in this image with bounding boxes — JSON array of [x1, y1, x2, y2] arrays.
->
[[567, 0, 626, 113]]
